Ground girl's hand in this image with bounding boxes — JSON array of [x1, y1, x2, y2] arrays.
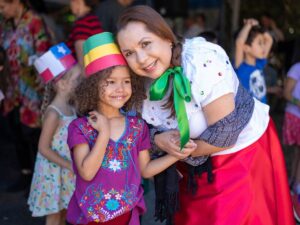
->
[[66, 161, 73, 172], [154, 130, 197, 159], [87, 111, 110, 133]]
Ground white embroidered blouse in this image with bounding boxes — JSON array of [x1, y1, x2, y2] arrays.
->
[[142, 37, 270, 156]]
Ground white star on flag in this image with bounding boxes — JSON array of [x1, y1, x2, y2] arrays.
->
[[57, 45, 67, 55]]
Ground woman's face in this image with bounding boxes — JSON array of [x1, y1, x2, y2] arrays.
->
[[117, 21, 172, 80], [0, 0, 20, 20]]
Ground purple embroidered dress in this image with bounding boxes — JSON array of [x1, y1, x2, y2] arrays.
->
[[67, 116, 150, 225]]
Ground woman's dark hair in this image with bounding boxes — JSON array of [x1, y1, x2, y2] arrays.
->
[[116, 5, 182, 117], [74, 66, 146, 116], [245, 25, 265, 46]]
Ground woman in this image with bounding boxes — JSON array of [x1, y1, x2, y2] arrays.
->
[[0, 0, 51, 191], [116, 5, 294, 225]]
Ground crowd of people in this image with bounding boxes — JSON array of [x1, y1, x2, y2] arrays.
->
[[0, 1, 299, 225]]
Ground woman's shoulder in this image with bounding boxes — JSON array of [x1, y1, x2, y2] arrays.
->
[[182, 37, 227, 58]]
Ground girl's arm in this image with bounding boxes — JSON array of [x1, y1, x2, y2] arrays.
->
[[38, 108, 73, 171], [73, 111, 110, 181], [138, 144, 195, 178], [284, 77, 300, 107]]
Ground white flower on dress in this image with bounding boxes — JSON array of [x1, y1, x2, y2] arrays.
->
[[109, 159, 121, 172], [115, 193, 122, 200], [92, 214, 99, 220], [104, 193, 111, 199]]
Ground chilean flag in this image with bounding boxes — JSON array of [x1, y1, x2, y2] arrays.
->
[[34, 43, 76, 83]]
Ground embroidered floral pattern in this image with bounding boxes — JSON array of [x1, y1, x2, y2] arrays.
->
[[73, 116, 145, 223], [78, 184, 139, 223]]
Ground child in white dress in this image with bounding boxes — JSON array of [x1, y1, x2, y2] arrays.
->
[[28, 43, 81, 225]]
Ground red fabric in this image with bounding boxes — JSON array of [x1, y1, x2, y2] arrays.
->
[[175, 120, 294, 225], [78, 211, 131, 225], [283, 111, 300, 146]]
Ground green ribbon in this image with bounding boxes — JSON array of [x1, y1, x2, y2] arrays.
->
[[149, 66, 191, 149]]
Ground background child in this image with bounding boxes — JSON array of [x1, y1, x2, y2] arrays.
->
[[67, 0, 103, 66], [235, 18, 273, 104], [282, 38, 300, 222], [28, 43, 80, 225], [67, 32, 196, 225]]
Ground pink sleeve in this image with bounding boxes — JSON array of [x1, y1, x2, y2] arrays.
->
[[67, 119, 89, 150], [138, 120, 151, 151]]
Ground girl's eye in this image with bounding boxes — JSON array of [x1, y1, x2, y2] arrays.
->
[[125, 51, 133, 57], [125, 80, 131, 84], [141, 41, 150, 48], [107, 80, 114, 85]]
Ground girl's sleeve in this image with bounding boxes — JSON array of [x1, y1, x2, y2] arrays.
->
[[67, 119, 89, 150], [182, 38, 238, 107], [137, 119, 151, 152]]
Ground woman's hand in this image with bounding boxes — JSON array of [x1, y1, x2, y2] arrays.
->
[[87, 111, 110, 133], [154, 130, 197, 159]]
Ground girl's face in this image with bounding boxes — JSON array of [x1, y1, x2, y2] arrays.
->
[[117, 21, 172, 80], [98, 66, 132, 114], [0, 0, 20, 20]]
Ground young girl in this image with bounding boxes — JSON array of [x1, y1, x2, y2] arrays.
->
[[28, 43, 80, 225], [67, 32, 195, 225]]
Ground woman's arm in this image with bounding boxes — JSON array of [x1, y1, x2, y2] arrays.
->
[[192, 93, 235, 156], [38, 108, 73, 171], [154, 93, 235, 157], [73, 111, 110, 181]]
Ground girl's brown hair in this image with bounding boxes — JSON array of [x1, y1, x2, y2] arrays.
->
[[74, 66, 145, 117], [116, 5, 182, 117]]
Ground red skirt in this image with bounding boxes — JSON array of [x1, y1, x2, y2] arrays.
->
[[175, 120, 295, 225]]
